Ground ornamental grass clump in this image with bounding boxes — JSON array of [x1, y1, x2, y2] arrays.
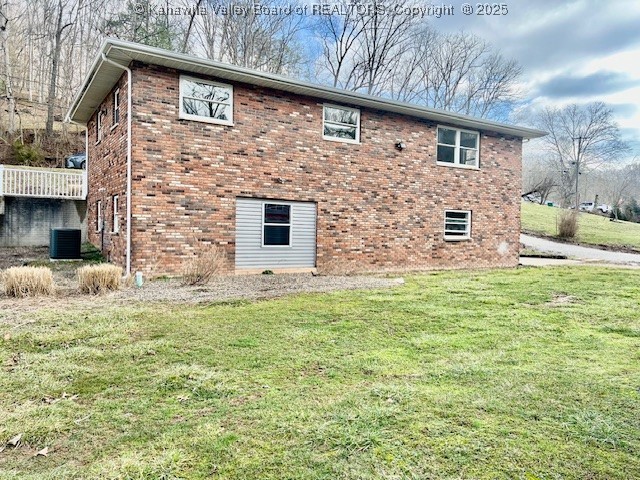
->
[[558, 210, 579, 239], [77, 264, 122, 294], [3, 266, 54, 297], [181, 244, 227, 286]]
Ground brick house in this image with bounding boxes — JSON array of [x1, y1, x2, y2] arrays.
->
[[67, 39, 545, 276]]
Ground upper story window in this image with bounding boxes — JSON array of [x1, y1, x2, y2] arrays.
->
[[179, 75, 233, 125], [112, 89, 120, 127], [437, 126, 479, 168], [323, 104, 360, 143], [96, 111, 103, 143]]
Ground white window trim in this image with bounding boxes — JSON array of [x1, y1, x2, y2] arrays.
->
[[322, 103, 361, 144], [95, 111, 103, 144], [96, 200, 102, 232], [444, 210, 472, 241], [111, 88, 120, 130], [179, 74, 234, 126], [261, 201, 293, 248], [112, 195, 120, 234], [436, 125, 480, 170]]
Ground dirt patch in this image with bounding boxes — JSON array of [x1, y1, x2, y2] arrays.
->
[[544, 293, 576, 308], [0, 247, 50, 270]]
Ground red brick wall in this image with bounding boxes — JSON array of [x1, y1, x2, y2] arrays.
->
[[86, 73, 128, 268], [93, 62, 523, 275]]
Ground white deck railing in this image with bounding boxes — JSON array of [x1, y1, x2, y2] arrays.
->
[[0, 164, 87, 200]]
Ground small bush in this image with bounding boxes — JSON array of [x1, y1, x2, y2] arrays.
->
[[77, 264, 122, 294], [12, 140, 45, 167], [3, 266, 54, 297], [181, 244, 227, 286], [558, 210, 579, 238]]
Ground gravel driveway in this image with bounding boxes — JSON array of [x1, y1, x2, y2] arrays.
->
[[521, 234, 640, 265]]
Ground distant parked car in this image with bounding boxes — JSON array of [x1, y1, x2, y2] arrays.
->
[[522, 192, 542, 203], [597, 204, 611, 214], [578, 202, 594, 212], [65, 153, 86, 169]]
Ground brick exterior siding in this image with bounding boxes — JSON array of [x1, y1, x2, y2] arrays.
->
[[87, 74, 128, 267], [87, 62, 522, 276]]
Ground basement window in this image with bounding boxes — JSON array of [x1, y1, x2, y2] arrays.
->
[[179, 75, 233, 125], [444, 210, 471, 240], [437, 126, 479, 168], [262, 203, 291, 247], [323, 104, 360, 143], [112, 195, 120, 233]]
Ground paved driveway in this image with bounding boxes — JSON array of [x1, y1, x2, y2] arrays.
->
[[521, 234, 640, 266]]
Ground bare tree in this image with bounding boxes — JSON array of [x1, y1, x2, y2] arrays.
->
[[358, 0, 415, 95], [533, 102, 629, 208], [590, 161, 640, 219], [0, 1, 17, 136], [522, 154, 558, 204], [315, 0, 370, 89], [45, 0, 76, 135], [395, 28, 521, 119], [189, 0, 305, 75], [316, 14, 521, 120]]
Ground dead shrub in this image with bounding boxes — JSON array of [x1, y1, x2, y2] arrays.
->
[[3, 266, 54, 297], [557, 210, 579, 239], [77, 264, 122, 294], [181, 244, 227, 286]]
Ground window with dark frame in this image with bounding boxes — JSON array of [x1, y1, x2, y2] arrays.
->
[[263, 203, 291, 246], [444, 210, 471, 240]]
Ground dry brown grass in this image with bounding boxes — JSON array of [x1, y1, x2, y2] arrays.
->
[[77, 264, 122, 294], [3, 266, 55, 297], [181, 244, 227, 286], [558, 210, 579, 239]]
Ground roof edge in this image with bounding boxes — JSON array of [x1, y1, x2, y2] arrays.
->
[[68, 38, 547, 139]]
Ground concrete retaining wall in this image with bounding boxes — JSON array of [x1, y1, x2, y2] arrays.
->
[[0, 197, 87, 247]]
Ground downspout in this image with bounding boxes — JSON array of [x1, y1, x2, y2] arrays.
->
[[101, 53, 132, 276]]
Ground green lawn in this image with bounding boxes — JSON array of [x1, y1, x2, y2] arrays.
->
[[521, 201, 640, 251], [1, 268, 640, 479]]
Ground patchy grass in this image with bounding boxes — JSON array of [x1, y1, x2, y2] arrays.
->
[[23, 243, 105, 272], [522, 202, 640, 251], [1, 267, 639, 479]]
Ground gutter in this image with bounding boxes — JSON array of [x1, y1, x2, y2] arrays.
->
[[69, 38, 546, 140], [113, 39, 546, 139], [100, 53, 133, 277]]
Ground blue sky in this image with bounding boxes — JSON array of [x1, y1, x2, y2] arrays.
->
[[428, 0, 640, 155]]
